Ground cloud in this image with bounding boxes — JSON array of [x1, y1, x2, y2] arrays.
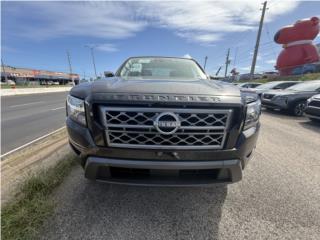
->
[[4, 1, 146, 41], [135, 1, 300, 43], [239, 66, 251, 71], [3, 1, 301, 44], [182, 54, 192, 59], [266, 59, 276, 64], [239, 65, 260, 71], [94, 43, 118, 52]]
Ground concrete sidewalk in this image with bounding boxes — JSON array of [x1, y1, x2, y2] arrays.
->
[[1, 86, 72, 96]]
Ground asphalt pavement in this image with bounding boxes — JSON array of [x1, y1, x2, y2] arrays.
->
[[1, 92, 68, 154], [39, 110, 320, 240]]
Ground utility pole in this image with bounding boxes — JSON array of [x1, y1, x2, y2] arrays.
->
[[250, 1, 268, 79], [203, 56, 208, 70], [224, 48, 230, 78], [85, 45, 98, 79], [66, 50, 73, 85], [1, 58, 8, 83], [215, 66, 222, 76]]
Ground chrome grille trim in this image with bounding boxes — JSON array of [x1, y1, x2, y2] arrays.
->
[[99, 107, 232, 149]]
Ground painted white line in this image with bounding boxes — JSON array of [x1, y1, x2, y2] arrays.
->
[[0, 126, 66, 159], [50, 107, 65, 111], [9, 101, 44, 108]]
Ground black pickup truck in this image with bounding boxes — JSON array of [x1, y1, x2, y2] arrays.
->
[[66, 57, 261, 186]]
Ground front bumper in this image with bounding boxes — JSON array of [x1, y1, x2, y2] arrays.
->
[[304, 106, 320, 120], [67, 117, 260, 186], [261, 98, 288, 109], [84, 157, 242, 186]]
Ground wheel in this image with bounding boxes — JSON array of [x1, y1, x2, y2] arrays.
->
[[291, 101, 306, 116]]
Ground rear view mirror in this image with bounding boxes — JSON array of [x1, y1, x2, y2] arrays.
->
[[104, 71, 115, 78]]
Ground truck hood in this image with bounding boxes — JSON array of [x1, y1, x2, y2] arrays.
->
[[88, 77, 241, 97]]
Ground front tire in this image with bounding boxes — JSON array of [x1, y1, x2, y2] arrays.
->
[[291, 101, 306, 116]]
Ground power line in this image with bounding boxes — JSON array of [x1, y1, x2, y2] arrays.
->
[[85, 45, 98, 79], [233, 47, 238, 67], [264, 23, 278, 58]]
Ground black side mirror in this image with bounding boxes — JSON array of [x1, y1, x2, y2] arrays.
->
[[104, 71, 115, 78]]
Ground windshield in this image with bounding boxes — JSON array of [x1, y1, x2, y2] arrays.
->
[[255, 82, 282, 90], [118, 57, 207, 80], [286, 81, 320, 91]]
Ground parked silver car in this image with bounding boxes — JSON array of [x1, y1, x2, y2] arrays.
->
[[261, 80, 320, 116], [305, 94, 320, 121]]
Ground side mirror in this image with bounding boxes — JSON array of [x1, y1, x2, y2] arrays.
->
[[104, 71, 115, 78]]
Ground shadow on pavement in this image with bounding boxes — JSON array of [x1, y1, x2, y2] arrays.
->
[[262, 108, 292, 117], [262, 108, 303, 120], [42, 177, 228, 240], [298, 119, 320, 131]]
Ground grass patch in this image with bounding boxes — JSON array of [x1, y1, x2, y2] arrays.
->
[[1, 155, 77, 240]]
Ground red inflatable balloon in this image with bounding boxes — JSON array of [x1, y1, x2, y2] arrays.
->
[[274, 17, 320, 75]]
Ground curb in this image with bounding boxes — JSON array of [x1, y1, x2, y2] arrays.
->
[[1, 87, 72, 96], [1, 128, 73, 205]]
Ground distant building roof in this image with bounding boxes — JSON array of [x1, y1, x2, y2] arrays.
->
[[1, 65, 79, 80]]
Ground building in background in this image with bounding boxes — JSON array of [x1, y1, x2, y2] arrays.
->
[[1, 65, 79, 85]]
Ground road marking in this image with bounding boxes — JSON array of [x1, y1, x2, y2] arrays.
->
[[9, 101, 44, 108], [50, 106, 65, 111], [0, 126, 66, 159]]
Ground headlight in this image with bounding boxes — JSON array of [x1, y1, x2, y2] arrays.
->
[[307, 95, 315, 104], [66, 95, 86, 126], [244, 100, 261, 130]]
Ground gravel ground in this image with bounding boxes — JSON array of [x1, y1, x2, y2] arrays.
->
[[40, 110, 320, 240]]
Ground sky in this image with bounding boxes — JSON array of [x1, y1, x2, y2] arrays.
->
[[1, 0, 320, 79]]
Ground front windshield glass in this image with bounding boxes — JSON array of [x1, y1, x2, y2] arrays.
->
[[286, 81, 320, 91], [118, 57, 207, 80], [255, 82, 282, 90]]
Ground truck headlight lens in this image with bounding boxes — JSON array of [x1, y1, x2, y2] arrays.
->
[[244, 100, 261, 130], [66, 95, 86, 126]]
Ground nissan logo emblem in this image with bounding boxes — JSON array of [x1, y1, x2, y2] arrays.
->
[[154, 112, 181, 135]]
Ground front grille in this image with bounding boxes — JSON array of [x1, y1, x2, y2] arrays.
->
[[309, 100, 320, 108], [99, 107, 232, 149]]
